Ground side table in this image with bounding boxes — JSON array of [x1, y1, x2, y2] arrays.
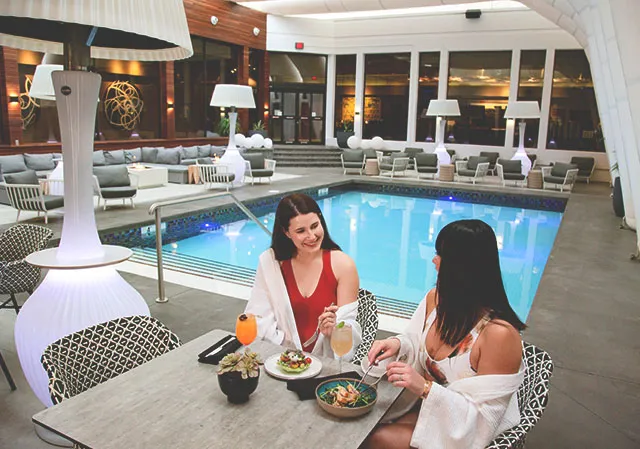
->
[[365, 159, 380, 176], [188, 165, 201, 184], [439, 164, 455, 182], [527, 169, 543, 189]]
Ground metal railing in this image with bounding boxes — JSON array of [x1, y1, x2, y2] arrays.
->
[[148, 192, 272, 303]]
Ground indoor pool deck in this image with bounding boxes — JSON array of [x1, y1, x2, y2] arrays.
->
[[0, 168, 638, 449]]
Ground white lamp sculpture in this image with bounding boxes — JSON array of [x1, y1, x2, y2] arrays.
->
[[426, 99, 461, 166], [0, 1, 193, 435], [505, 101, 540, 176], [211, 84, 256, 185]]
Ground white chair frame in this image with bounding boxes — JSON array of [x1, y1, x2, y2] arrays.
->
[[92, 174, 138, 210], [541, 167, 579, 192], [455, 160, 490, 184], [1, 179, 64, 224], [340, 154, 366, 175], [198, 163, 234, 191], [496, 163, 526, 188], [243, 158, 276, 185], [379, 157, 410, 178]]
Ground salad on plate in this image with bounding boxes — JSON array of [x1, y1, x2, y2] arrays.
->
[[277, 349, 312, 374]]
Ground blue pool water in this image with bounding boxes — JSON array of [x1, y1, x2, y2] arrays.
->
[[162, 191, 562, 320]]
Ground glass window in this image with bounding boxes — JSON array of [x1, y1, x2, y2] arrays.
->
[[515, 50, 545, 148], [447, 51, 512, 146], [95, 59, 161, 140], [363, 53, 410, 140], [334, 54, 356, 135], [547, 50, 605, 152], [416, 52, 440, 143], [174, 36, 239, 138], [248, 49, 264, 131], [270, 53, 326, 86]]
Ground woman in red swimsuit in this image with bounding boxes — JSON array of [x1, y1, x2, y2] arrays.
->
[[245, 193, 361, 359]]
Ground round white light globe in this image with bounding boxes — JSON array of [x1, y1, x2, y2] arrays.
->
[[264, 138, 273, 149], [250, 133, 265, 149], [371, 136, 384, 150], [347, 136, 361, 149], [235, 133, 246, 148], [361, 139, 371, 149]]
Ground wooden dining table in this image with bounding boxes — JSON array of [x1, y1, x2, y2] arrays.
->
[[33, 329, 404, 449]]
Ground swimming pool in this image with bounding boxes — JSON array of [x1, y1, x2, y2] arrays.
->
[[147, 189, 563, 321]]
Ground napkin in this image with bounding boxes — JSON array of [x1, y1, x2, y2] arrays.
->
[[287, 371, 362, 401], [197, 335, 243, 365]]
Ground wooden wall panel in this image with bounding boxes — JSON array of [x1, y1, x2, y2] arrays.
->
[[237, 47, 250, 132], [184, 0, 267, 50], [160, 62, 176, 140], [259, 51, 270, 131], [0, 47, 22, 145]]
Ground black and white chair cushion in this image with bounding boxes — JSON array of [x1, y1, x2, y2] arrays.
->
[[352, 288, 379, 365], [41, 315, 181, 405], [486, 342, 554, 449]]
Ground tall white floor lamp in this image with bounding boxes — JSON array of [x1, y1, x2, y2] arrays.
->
[[505, 101, 540, 176], [426, 99, 461, 167]]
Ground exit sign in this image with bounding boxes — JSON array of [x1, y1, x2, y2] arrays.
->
[[295, 42, 304, 50]]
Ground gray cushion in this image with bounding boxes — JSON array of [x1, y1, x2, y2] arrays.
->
[[503, 173, 526, 181], [180, 159, 197, 166], [35, 170, 53, 179], [181, 146, 199, 160], [458, 168, 477, 177], [249, 169, 273, 177], [104, 150, 126, 165], [544, 175, 568, 184], [92, 151, 106, 166], [404, 147, 423, 157], [0, 154, 28, 173], [210, 146, 226, 157], [417, 167, 438, 174], [243, 153, 265, 170], [142, 147, 160, 163], [93, 165, 131, 188], [124, 147, 142, 164], [467, 156, 489, 171], [479, 151, 500, 166], [343, 150, 364, 163], [391, 152, 409, 160], [498, 159, 522, 174], [100, 186, 137, 199], [570, 157, 595, 176], [198, 145, 212, 158], [551, 162, 578, 177], [379, 163, 394, 171], [143, 163, 188, 173], [415, 153, 438, 167], [24, 153, 55, 171], [364, 149, 378, 159], [343, 162, 364, 169], [3, 170, 39, 185], [43, 195, 64, 210], [197, 157, 213, 165], [156, 148, 181, 165]]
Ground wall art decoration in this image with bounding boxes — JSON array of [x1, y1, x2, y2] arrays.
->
[[103, 80, 144, 130]]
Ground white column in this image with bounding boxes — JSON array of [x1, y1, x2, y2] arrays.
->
[[354, 53, 365, 139], [407, 50, 420, 144], [434, 51, 450, 147], [537, 49, 555, 153], [325, 54, 336, 141], [505, 49, 521, 148]]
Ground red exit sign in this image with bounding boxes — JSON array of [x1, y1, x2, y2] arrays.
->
[[295, 42, 304, 50]]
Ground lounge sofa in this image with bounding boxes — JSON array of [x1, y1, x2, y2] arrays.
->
[[0, 153, 60, 205]]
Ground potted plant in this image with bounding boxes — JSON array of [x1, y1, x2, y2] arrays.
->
[[217, 117, 242, 137], [217, 348, 262, 404], [248, 120, 267, 138], [336, 120, 354, 149]]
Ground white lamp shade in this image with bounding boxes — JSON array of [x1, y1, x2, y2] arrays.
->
[[0, 0, 193, 61], [426, 99, 461, 117], [29, 64, 63, 101], [210, 84, 256, 108], [504, 101, 540, 119]]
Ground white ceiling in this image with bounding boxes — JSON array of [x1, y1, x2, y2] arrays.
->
[[233, 0, 526, 17]]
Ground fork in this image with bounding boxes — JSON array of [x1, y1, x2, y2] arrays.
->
[[357, 353, 407, 393], [303, 302, 336, 347]]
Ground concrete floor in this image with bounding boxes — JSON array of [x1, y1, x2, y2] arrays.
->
[[0, 168, 638, 449]]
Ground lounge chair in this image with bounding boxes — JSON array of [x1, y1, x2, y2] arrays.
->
[[0, 170, 64, 223], [243, 153, 276, 185], [414, 153, 438, 179], [379, 153, 410, 178], [496, 159, 526, 187], [541, 163, 579, 192], [93, 165, 138, 210], [197, 160, 235, 191], [570, 157, 596, 183], [341, 149, 366, 175], [480, 151, 500, 175], [455, 156, 490, 184]]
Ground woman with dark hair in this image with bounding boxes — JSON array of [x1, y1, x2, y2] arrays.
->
[[245, 193, 361, 359], [362, 219, 526, 449]]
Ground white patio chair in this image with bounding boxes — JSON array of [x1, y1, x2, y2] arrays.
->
[[455, 160, 490, 184], [541, 166, 579, 192], [198, 163, 235, 191], [379, 156, 410, 178], [1, 179, 64, 224]]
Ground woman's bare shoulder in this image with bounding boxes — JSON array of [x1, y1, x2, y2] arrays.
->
[[425, 288, 437, 314], [330, 250, 356, 270], [476, 319, 522, 374]]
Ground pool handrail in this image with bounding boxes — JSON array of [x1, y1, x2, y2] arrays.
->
[[148, 192, 272, 303]]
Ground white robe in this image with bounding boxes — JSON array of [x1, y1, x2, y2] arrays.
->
[[245, 249, 362, 360], [361, 297, 524, 449]]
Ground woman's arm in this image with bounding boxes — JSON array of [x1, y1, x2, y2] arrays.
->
[[332, 250, 359, 306], [244, 260, 286, 345], [475, 321, 522, 375]]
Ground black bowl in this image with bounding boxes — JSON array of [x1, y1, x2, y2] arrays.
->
[[217, 370, 260, 404]]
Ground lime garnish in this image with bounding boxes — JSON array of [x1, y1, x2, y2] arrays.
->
[[337, 321, 345, 329]]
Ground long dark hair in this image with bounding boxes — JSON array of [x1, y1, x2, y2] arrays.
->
[[271, 193, 341, 261], [434, 219, 526, 346]]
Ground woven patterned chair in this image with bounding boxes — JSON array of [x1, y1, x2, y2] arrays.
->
[[41, 315, 181, 405], [352, 288, 379, 365], [486, 342, 554, 449], [0, 349, 17, 391], [0, 224, 53, 314]]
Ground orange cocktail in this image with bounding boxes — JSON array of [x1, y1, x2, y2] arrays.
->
[[236, 313, 257, 346]]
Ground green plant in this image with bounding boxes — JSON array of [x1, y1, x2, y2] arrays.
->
[[252, 120, 265, 131], [340, 120, 354, 133], [217, 117, 242, 136], [217, 348, 262, 379]]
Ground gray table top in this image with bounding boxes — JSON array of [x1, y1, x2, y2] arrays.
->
[[33, 329, 404, 449]]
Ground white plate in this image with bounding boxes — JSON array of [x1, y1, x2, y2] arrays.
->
[[264, 353, 323, 380]]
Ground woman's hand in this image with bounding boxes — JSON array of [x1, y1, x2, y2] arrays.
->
[[386, 361, 426, 396], [318, 305, 339, 337], [367, 338, 401, 366]]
